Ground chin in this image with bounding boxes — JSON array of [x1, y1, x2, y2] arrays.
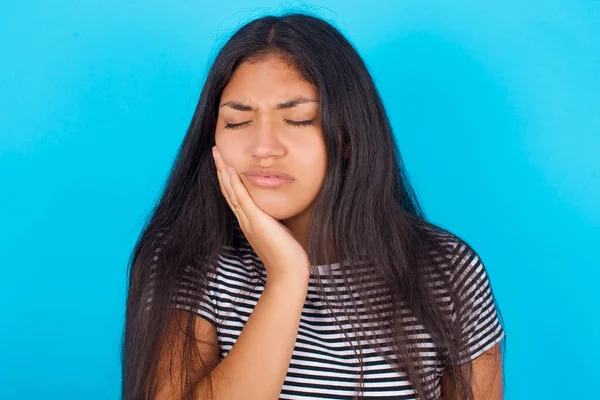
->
[[260, 205, 297, 221], [252, 196, 300, 221]]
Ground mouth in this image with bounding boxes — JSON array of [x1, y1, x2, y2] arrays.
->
[[243, 174, 294, 188]]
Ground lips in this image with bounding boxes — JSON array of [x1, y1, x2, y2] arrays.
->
[[243, 174, 294, 188], [243, 168, 294, 180]]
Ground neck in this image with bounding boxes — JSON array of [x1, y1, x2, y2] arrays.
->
[[281, 209, 338, 266]]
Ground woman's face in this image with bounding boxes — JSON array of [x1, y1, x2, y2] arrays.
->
[[214, 55, 327, 226]]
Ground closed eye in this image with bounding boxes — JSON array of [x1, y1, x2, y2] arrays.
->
[[224, 119, 315, 130]]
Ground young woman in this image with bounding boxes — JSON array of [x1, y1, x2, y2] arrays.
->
[[122, 12, 506, 400]]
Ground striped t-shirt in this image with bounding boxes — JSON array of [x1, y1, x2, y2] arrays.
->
[[164, 226, 505, 399]]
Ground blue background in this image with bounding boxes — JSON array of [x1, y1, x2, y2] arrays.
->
[[1, 1, 599, 398]]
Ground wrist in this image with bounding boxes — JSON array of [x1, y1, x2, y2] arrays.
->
[[266, 275, 310, 296]]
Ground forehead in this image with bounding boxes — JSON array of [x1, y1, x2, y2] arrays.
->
[[221, 55, 318, 102]]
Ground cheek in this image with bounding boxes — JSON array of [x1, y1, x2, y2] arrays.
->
[[308, 153, 327, 184], [295, 145, 327, 192], [214, 134, 243, 168]]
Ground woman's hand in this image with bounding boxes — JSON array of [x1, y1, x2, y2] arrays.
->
[[212, 146, 311, 286]]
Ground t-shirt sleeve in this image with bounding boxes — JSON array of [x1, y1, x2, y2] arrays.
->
[[148, 230, 218, 327], [450, 239, 505, 365], [171, 263, 218, 327]]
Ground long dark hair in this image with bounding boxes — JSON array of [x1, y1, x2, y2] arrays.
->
[[121, 11, 504, 400]]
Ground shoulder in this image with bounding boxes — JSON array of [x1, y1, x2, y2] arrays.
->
[[417, 221, 492, 296]]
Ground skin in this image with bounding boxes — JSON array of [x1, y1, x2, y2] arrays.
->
[[441, 342, 504, 399], [213, 54, 503, 399], [214, 54, 327, 255]]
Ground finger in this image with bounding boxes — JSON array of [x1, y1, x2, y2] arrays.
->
[[216, 153, 239, 209], [216, 169, 233, 208], [226, 166, 251, 226], [212, 147, 235, 210], [223, 165, 240, 208], [227, 165, 259, 225], [213, 147, 249, 226]]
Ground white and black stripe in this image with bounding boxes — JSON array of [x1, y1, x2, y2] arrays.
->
[[160, 227, 505, 399]]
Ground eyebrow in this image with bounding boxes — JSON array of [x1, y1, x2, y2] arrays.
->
[[219, 97, 318, 111]]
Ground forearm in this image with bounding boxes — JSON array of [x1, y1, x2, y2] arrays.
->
[[194, 279, 308, 400]]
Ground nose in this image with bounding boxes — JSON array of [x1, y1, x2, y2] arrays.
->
[[250, 116, 285, 160]]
